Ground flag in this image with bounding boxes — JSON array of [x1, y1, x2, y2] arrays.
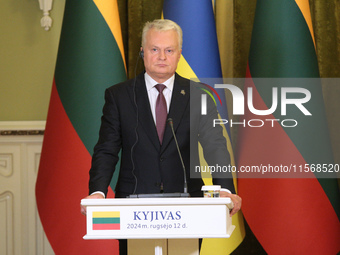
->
[[35, 0, 126, 254], [163, 1, 245, 254], [92, 211, 121, 230], [237, 0, 340, 254]]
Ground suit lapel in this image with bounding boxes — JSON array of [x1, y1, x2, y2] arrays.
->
[[161, 74, 189, 152], [133, 74, 160, 150]]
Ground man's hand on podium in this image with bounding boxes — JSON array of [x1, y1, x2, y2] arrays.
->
[[80, 193, 105, 216], [220, 191, 242, 217]]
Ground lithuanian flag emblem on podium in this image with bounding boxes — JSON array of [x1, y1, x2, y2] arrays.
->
[[92, 211, 120, 230]]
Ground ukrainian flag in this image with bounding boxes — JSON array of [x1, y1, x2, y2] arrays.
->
[[163, 0, 245, 254]]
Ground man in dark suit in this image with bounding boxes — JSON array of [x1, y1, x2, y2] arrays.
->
[[81, 19, 241, 254]]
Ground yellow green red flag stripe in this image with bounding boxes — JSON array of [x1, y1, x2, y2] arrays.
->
[[93, 211, 120, 218], [93, 211, 121, 230], [35, 1, 126, 254], [237, 0, 340, 254], [93, 0, 126, 71]]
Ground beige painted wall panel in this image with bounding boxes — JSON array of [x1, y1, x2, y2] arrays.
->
[[0, 0, 65, 121]]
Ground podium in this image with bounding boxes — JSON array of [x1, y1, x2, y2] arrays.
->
[[81, 198, 235, 255]]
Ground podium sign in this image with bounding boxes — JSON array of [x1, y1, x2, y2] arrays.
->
[[81, 197, 235, 240]]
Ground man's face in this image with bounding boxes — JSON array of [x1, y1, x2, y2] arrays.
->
[[142, 28, 182, 83]]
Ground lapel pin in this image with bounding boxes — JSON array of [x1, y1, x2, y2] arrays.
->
[[180, 90, 186, 96]]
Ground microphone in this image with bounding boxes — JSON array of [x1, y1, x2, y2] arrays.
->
[[167, 118, 188, 194], [127, 118, 190, 198]]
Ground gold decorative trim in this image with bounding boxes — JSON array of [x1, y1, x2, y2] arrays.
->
[[0, 121, 45, 136], [0, 130, 44, 136]]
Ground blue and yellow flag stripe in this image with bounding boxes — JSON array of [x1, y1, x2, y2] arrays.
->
[[163, 1, 245, 254]]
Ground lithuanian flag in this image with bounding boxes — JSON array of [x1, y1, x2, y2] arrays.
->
[[237, 0, 340, 254], [92, 211, 120, 230], [163, 0, 245, 254], [35, 1, 126, 254]]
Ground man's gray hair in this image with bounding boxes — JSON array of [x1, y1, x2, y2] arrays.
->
[[141, 19, 183, 49]]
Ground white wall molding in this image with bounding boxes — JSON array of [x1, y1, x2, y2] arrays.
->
[[0, 121, 54, 254], [39, 0, 53, 31], [0, 153, 13, 177], [0, 191, 14, 255]]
